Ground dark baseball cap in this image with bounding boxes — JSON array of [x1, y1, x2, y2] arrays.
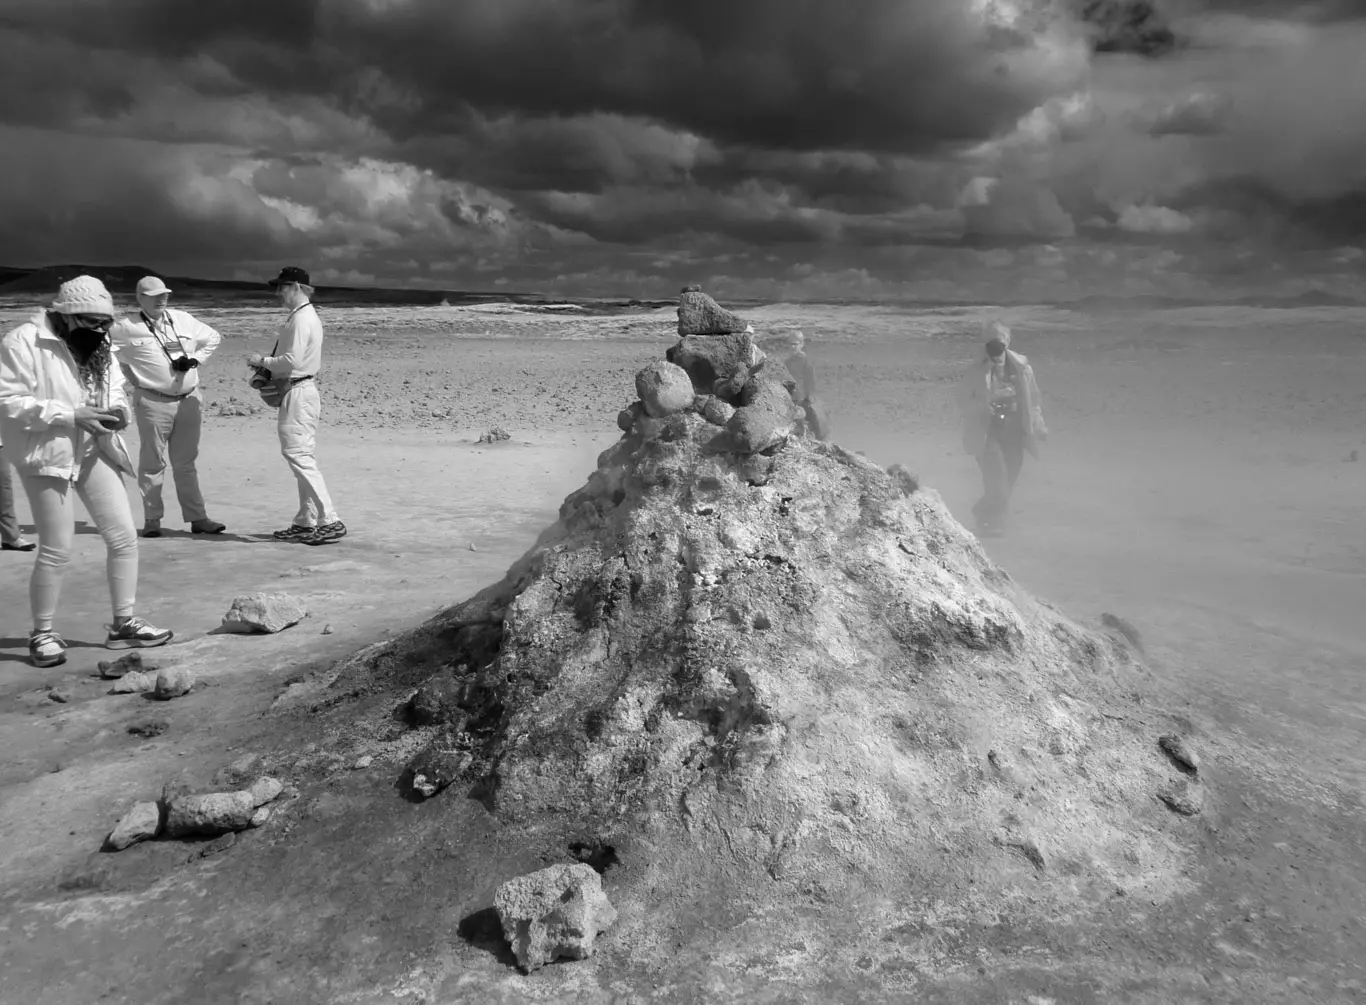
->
[[268, 266, 311, 288]]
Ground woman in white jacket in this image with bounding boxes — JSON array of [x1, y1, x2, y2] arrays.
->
[[0, 276, 173, 667]]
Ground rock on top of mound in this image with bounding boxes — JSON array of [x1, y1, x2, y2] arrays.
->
[[677, 287, 750, 336], [322, 327, 1210, 970]]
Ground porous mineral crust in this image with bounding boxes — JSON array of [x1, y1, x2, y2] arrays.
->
[[493, 863, 617, 972], [319, 319, 1211, 973]]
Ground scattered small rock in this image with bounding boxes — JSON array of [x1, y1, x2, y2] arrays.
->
[[164, 790, 258, 837], [126, 720, 168, 738], [478, 426, 511, 444], [47, 688, 71, 704], [469, 542, 477, 552], [701, 395, 736, 427], [1158, 734, 1199, 775], [249, 806, 272, 828], [220, 592, 309, 634], [248, 776, 284, 807], [105, 801, 162, 851], [321, 622, 333, 635], [1157, 779, 1203, 816], [353, 755, 374, 770], [99, 652, 159, 679], [409, 747, 471, 799], [494, 862, 619, 973], [634, 360, 694, 418], [110, 671, 154, 694], [152, 666, 195, 700]]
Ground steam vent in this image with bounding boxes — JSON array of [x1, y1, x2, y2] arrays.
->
[[322, 286, 1209, 976]]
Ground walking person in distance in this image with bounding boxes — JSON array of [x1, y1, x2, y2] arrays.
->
[[111, 275, 226, 538], [0, 276, 174, 667], [246, 267, 345, 546]]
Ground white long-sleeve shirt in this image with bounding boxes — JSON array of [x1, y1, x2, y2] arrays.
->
[[111, 308, 221, 396], [262, 303, 323, 379]]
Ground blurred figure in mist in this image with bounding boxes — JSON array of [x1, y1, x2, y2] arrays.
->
[[959, 320, 1047, 537], [758, 328, 831, 440]]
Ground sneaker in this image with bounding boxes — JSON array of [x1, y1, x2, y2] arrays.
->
[[2, 538, 36, 552], [106, 617, 174, 650], [300, 521, 347, 546], [272, 524, 314, 540], [29, 631, 66, 668], [190, 518, 226, 535], [140, 520, 161, 538]]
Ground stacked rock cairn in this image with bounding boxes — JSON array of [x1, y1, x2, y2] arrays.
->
[[620, 286, 810, 458]]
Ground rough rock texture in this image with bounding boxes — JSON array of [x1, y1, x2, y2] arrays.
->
[[248, 776, 284, 807], [164, 791, 258, 837], [727, 377, 806, 454], [666, 332, 754, 401], [153, 666, 194, 700], [634, 361, 694, 418], [105, 801, 161, 851], [111, 671, 154, 694], [220, 593, 309, 634], [99, 652, 158, 679], [406, 671, 467, 728], [409, 746, 471, 799], [677, 289, 750, 336], [493, 863, 618, 973], [321, 351, 1212, 969]]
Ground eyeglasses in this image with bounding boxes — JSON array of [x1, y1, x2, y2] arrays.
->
[[73, 315, 114, 331]]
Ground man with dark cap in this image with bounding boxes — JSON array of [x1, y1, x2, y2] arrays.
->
[[246, 267, 345, 546]]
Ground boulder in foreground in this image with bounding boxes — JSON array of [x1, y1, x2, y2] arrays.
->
[[220, 593, 309, 634], [493, 863, 617, 973]]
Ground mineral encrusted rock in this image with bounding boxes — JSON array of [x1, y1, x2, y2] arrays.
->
[[319, 337, 1211, 965], [105, 801, 162, 851], [248, 776, 284, 806], [634, 361, 694, 418], [99, 652, 157, 679], [220, 593, 309, 634], [666, 332, 755, 401], [164, 791, 257, 837], [153, 666, 194, 700], [493, 863, 618, 973], [677, 289, 749, 336], [111, 671, 154, 694]]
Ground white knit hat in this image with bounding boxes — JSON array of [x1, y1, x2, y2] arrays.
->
[[50, 275, 116, 316]]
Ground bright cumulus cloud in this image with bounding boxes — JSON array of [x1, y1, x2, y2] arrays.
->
[[0, 0, 1360, 302]]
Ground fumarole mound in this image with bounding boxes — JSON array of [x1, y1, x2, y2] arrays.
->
[[325, 293, 1208, 966]]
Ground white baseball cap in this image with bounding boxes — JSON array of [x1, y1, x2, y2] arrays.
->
[[136, 275, 172, 297]]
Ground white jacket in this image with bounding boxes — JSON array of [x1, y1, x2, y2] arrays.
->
[[0, 311, 134, 481]]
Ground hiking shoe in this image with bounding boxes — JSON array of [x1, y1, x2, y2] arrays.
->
[[140, 520, 161, 538], [190, 518, 226, 535], [300, 521, 347, 546], [272, 524, 314, 541], [29, 631, 66, 668], [105, 617, 174, 650]]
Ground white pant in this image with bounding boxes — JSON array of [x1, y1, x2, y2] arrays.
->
[[277, 381, 338, 527], [134, 388, 208, 523], [20, 455, 138, 632]]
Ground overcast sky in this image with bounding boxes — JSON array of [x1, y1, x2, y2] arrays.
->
[[0, 0, 1362, 301]]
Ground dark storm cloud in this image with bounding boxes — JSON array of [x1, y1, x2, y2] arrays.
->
[[1, 0, 1085, 156]]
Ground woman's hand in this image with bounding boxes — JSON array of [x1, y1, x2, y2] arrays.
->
[[73, 406, 118, 435]]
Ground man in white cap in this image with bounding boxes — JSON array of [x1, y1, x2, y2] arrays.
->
[[111, 275, 225, 537]]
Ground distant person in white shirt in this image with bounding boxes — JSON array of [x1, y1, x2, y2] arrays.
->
[[111, 276, 225, 538], [246, 266, 345, 546]]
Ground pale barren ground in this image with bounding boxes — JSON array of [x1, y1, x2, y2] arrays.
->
[[0, 297, 1363, 1003]]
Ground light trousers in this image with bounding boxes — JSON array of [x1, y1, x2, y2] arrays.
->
[[278, 381, 338, 527], [20, 455, 138, 633], [133, 388, 208, 523], [0, 448, 22, 545]]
